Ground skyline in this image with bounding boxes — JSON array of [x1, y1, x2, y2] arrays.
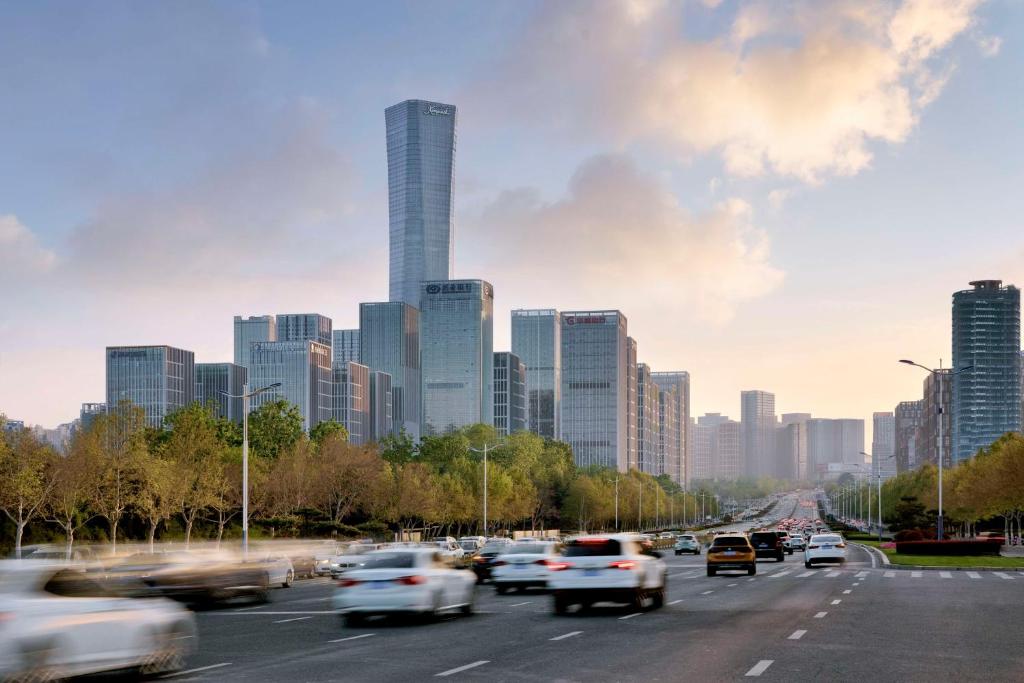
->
[[2, 1, 1023, 438]]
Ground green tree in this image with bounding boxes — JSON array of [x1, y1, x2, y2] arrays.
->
[[380, 430, 417, 464], [90, 403, 148, 554], [248, 400, 304, 459], [46, 429, 100, 558], [0, 427, 56, 558], [162, 403, 224, 546], [310, 420, 349, 447]]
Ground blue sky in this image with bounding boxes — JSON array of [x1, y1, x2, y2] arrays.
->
[[2, 0, 1022, 436]]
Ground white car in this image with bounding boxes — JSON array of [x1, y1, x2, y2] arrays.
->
[[490, 541, 562, 594], [432, 540, 466, 562], [804, 533, 847, 568], [785, 535, 806, 551], [333, 549, 475, 626], [328, 543, 380, 578], [548, 534, 667, 614], [253, 554, 295, 588], [0, 561, 196, 679]]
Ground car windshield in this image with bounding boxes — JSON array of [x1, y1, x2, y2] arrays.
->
[[505, 544, 548, 554], [712, 537, 748, 548], [360, 553, 417, 569], [679, 535, 696, 541], [459, 541, 477, 550], [564, 540, 622, 557], [814, 535, 843, 544], [750, 533, 777, 543]]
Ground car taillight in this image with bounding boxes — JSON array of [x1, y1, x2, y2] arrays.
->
[[492, 560, 506, 567], [608, 560, 636, 570], [396, 575, 426, 585], [338, 579, 361, 588], [545, 561, 571, 571]]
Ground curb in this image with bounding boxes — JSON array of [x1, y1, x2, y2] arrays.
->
[[851, 543, 1021, 571], [852, 543, 890, 567]]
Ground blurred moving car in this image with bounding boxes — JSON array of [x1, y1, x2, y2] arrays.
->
[[458, 537, 486, 553], [333, 549, 475, 626], [491, 541, 562, 594], [328, 543, 380, 579], [471, 539, 514, 583], [786, 535, 806, 551], [774, 530, 794, 555], [548, 535, 667, 614], [252, 554, 294, 588], [104, 551, 270, 606], [674, 534, 701, 555], [0, 561, 195, 680], [749, 531, 786, 562], [432, 539, 466, 563], [706, 535, 756, 576], [804, 533, 847, 568]]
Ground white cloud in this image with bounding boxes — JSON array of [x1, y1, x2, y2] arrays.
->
[[975, 34, 1002, 57], [768, 188, 793, 211], [0, 215, 57, 279]]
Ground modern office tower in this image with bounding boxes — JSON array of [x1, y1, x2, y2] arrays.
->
[[806, 418, 865, 478], [420, 280, 494, 435], [740, 390, 776, 478], [626, 338, 638, 470], [79, 403, 106, 433], [511, 309, 561, 440], [195, 363, 247, 423], [247, 340, 333, 432], [779, 414, 811, 480], [715, 420, 743, 480], [774, 424, 798, 481], [952, 280, 1022, 463], [652, 372, 689, 485], [233, 315, 276, 371], [560, 311, 629, 471], [688, 418, 713, 482], [894, 400, 924, 472], [871, 411, 897, 481], [493, 352, 527, 436], [332, 329, 361, 365], [2, 419, 25, 432], [106, 345, 195, 428], [636, 363, 660, 474], [657, 385, 680, 482], [277, 313, 332, 348], [386, 99, 457, 307], [359, 302, 421, 439], [333, 361, 370, 445], [919, 369, 953, 468], [368, 371, 394, 442]]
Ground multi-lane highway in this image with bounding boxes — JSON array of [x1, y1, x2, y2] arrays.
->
[[170, 494, 1024, 682]]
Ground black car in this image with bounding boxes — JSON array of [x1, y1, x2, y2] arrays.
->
[[749, 531, 785, 562], [471, 541, 512, 583]]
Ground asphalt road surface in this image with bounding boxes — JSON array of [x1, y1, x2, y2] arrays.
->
[[168, 494, 1024, 682]]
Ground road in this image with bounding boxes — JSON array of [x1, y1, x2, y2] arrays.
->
[[169, 493, 1024, 682]]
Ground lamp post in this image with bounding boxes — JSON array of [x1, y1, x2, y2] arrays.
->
[[900, 359, 973, 540], [469, 442, 502, 538], [614, 476, 620, 531], [220, 381, 281, 559]]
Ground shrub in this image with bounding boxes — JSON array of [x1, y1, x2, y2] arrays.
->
[[895, 540, 1001, 556], [895, 529, 925, 542]]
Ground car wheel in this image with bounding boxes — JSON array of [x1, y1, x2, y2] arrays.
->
[[747, 564, 757, 575], [805, 561, 812, 569], [631, 589, 646, 612], [707, 567, 716, 577], [675, 550, 681, 556], [283, 569, 294, 588], [460, 595, 474, 616], [777, 553, 784, 562], [651, 582, 666, 609], [553, 594, 569, 615], [344, 613, 364, 628], [495, 585, 508, 596], [695, 549, 701, 555]]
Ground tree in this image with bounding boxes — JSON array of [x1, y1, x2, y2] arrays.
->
[[90, 403, 148, 554], [315, 438, 384, 524], [0, 428, 55, 558], [248, 400, 304, 460], [310, 420, 348, 447], [135, 455, 178, 552], [161, 404, 224, 547], [205, 449, 242, 546], [46, 429, 100, 558]]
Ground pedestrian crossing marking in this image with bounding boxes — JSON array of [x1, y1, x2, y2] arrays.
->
[[884, 571, 896, 577], [939, 572, 952, 579], [911, 571, 923, 578], [994, 572, 1014, 580], [967, 572, 981, 579]]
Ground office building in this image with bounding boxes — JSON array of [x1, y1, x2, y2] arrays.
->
[[626, 338, 638, 470], [871, 411, 897, 480], [79, 403, 106, 433], [333, 361, 370, 445], [420, 280, 494, 435], [106, 345, 195, 428], [919, 369, 953, 468], [806, 418, 865, 478], [560, 311, 629, 471], [368, 371, 394, 442], [247, 340, 333, 432], [277, 313, 332, 347], [2, 419, 25, 433], [657, 384, 680, 481], [636, 362, 660, 474], [952, 280, 1022, 463], [715, 419, 743, 480], [386, 99, 457, 307], [894, 400, 925, 473], [493, 352, 527, 436], [359, 302, 421, 439], [741, 390, 776, 478], [511, 309, 561, 439], [233, 315, 276, 371], [195, 362, 247, 423], [332, 329, 361, 365], [652, 372, 689, 485], [779, 413, 811, 480], [688, 418, 713, 482]]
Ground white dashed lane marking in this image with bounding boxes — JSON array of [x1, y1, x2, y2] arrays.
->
[[436, 661, 489, 677], [788, 630, 807, 640], [814, 611, 828, 618], [745, 660, 774, 677], [549, 631, 582, 641]]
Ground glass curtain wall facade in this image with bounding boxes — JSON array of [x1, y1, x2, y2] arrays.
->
[[510, 309, 561, 439], [657, 386, 680, 482], [420, 280, 494, 435], [359, 302, 421, 440], [626, 338, 638, 471], [952, 280, 1022, 463], [715, 420, 743, 480], [106, 345, 195, 428], [333, 361, 370, 445], [79, 403, 107, 433], [233, 315, 276, 371], [894, 400, 924, 472], [369, 371, 394, 442], [741, 390, 776, 478], [652, 372, 689, 486], [277, 313, 332, 347], [636, 362, 660, 474], [493, 351, 527, 436], [332, 329, 361, 364], [386, 99, 457, 307], [560, 311, 628, 472], [248, 340, 333, 432], [195, 362, 247, 423], [920, 370, 953, 468]]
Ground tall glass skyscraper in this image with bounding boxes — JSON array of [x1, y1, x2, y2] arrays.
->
[[386, 99, 457, 307], [233, 315, 276, 372], [952, 280, 1022, 462], [636, 362, 659, 474], [493, 351, 527, 436], [277, 313, 332, 347], [626, 337, 638, 470], [420, 280, 494, 435], [359, 301, 421, 439], [106, 345, 195, 428], [510, 309, 561, 439], [652, 371, 689, 486], [333, 361, 370, 445], [741, 390, 776, 478], [247, 340, 333, 432], [195, 362, 247, 423], [332, 329, 360, 364]]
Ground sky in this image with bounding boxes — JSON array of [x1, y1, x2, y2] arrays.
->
[[2, 0, 1023, 443]]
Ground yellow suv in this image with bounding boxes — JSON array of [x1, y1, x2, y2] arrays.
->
[[706, 534, 756, 576]]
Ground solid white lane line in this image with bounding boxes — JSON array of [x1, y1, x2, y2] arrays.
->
[[831, 599, 842, 605], [797, 571, 814, 578], [884, 571, 896, 578], [619, 612, 642, 620], [550, 631, 582, 641], [728, 583, 738, 587], [210, 611, 337, 616], [769, 571, 792, 579], [994, 572, 1014, 580], [509, 601, 532, 607], [967, 571, 982, 579], [842, 589, 851, 594], [939, 571, 952, 579], [436, 661, 489, 677], [160, 663, 232, 678], [911, 571, 923, 578], [745, 660, 774, 677], [814, 611, 827, 618], [273, 616, 311, 624], [329, 633, 376, 644], [788, 630, 807, 640], [668, 599, 683, 605], [701, 590, 714, 595]]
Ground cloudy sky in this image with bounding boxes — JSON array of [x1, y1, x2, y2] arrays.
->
[[2, 0, 1022, 438]]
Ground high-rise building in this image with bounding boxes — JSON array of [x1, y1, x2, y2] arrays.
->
[[332, 329, 361, 365], [1, 419, 25, 433], [106, 345, 195, 428], [560, 311, 628, 471], [919, 370, 953, 468], [359, 302, 421, 439], [715, 420, 743, 480], [952, 280, 1022, 463], [333, 361, 370, 445], [741, 390, 776, 478], [636, 362, 660, 474], [871, 411, 897, 481], [779, 413, 811, 480], [657, 385, 680, 483], [894, 400, 924, 472], [233, 315, 276, 372], [195, 362, 247, 423], [386, 99, 457, 307], [806, 418, 865, 478], [79, 403, 106, 433], [368, 371, 394, 443], [277, 313, 332, 347], [626, 338, 638, 470], [510, 309, 561, 439], [420, 280, 494, 435], [688, 418, 713, 482], [493, 352, 527, 436], [248, 340, 333, 432], [652, 372, 689, 485]]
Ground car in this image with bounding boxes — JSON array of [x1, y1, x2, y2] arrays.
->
[[332, 549, 475, 626], [471, 540, 514, 583], [674, 534, 701, 555], [804, 533, 847, 568], [749, 531, 786, 562], [774, 530, 794, 555], [328, 543, 380, 578], [458, 537, 485, 554], [786, 535, 806, 552], [433, 539, 466, 562], [706, 535, 756, 576], [548, 534, 667, 614], [0, 561, 196, 680], [491, 541, 563, 593], [103, 551, 271, 606], [252, 554, 295, 588]]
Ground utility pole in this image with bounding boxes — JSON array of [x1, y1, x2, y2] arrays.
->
[[469, 442, 502, 538], [614, 476, 619, 531]]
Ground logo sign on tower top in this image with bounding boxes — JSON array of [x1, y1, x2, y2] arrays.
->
[[424, 104, 451, 116]]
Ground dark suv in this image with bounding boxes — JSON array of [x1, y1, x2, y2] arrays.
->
[[749, 531, 785, 562]]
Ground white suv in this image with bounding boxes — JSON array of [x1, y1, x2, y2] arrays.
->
[[548, 535, 667, 614]]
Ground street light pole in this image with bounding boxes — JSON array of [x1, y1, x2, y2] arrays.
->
[[469, 442, 502, 538], [615, 476, 619, 531]]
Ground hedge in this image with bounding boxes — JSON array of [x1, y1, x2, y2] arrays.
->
[[895, 540, 1002, 556]]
